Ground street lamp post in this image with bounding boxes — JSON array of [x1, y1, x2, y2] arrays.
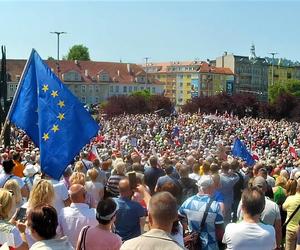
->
[[144, 57, 150, 90], [269, 52, 278, 86], [50, 31, 66, 61]]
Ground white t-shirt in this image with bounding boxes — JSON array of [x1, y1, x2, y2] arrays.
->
[[0, 174, 25, 188], [0, 221, 23, 248], [57, 203, 98, 247], [223, 221, 276, 250], [85, 181, 104, 204], [50, 179, 69, 214], [237, 197, 281, 225]]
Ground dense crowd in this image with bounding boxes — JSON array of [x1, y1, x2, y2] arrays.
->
[[0, 112, 299, 250]]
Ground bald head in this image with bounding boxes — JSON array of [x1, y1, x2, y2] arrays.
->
[[69, 184, 85, 203], [119, 178, 132, 198]]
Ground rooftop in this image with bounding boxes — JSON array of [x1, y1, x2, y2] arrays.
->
[[4, 59, 162, 85]]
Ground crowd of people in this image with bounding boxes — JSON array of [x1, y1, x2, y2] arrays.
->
[[0, 112, 299, 250]]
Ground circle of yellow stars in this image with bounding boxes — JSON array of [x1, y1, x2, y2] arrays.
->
[[41, 84, 66, 141]]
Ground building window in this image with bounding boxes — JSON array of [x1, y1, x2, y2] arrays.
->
[[98, 72, 110, 82], [152, 87, 155, 93], [179, 82, 183, 87], [81, 85, 86, 93], [110, 86, 113, 92], [89, 85, 93, 92], [129, 86, 132, 92], [115, 86, 119, 93], [9, 84, 14, 93], [141, 87, 144, 90], [95, 86, 99, 93], [81, 97, 86, 103], [134, 86, 138, 91], [123, 86, 127, 93], [95, 97, 99, 103], [63, 71, 81, 82]]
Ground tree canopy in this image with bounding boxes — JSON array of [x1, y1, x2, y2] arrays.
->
[[66, 44, 90, 61], [269, 79, 300, 103]]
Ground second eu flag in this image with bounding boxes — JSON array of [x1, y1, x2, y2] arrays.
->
[[9, 49, 99, 179], [232, 138, 255, 166]]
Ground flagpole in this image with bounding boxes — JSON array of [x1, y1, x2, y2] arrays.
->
[[0, 49, 35, 143]]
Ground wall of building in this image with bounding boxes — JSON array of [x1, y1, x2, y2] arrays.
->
[[7, 81, 163, 105], [268, 65, 300, 86]]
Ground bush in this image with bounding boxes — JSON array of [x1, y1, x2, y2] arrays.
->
[[182, 93, 300, 122], [103, 94, 173, 117]]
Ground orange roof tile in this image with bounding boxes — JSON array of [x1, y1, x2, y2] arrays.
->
[[144, 61, 233, 75], [4, 59, 163, 85]]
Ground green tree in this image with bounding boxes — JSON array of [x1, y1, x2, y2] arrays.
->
[[269, 79, 300, 103], [47, 56, 55, 60], [131, 89, 151, 100], [66, 44, 90, 61]]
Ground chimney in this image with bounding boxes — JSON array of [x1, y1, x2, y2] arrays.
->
[[117, 70, 120, 76], [224, 51, 228, 56], [75, 60, 79, 65], [84, 69, 88, 77], [127, 63, 131, 74]]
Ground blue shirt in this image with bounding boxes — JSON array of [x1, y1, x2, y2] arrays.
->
[[144, 167, 165, 194], [114, 197, 146, 241], [156, 175, 181, 190], [213, 190, 224, 203], [179, 194, 224, 250]]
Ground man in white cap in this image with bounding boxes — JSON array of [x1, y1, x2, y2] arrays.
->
[[179, 175, 224, 250]]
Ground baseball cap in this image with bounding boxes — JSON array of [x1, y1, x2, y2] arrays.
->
[[196, 175, 214, 189], [252, 176, 267, 189]]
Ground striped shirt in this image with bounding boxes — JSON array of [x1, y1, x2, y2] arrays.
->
[[106, 174, 125, 197], [179, 194, 224, 250]]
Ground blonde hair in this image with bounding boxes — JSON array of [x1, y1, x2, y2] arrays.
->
[[74, 161, 84, 173], [70, 172, 86, 186], [4, 180, 22, 207], [0, 188, 14, 219], [28, 180, 55, 209], [114, 161, 125, 175], [275, 176, 287, 188], [87, 168, 98, 182]]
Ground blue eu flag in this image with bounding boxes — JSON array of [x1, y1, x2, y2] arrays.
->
[[9, 49, 99, 179], [232, 138, 255, 166]]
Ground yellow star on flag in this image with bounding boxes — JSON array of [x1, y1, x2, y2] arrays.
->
[[42, 133, 49, 141], [58, 100, 65, 108], [57, 113, 65, 121], [51, 124, 59, 132], [42, 84, 49, 92], [51, 90, 58, 98]]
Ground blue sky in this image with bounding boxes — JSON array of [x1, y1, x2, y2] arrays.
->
[[0, 1, 299, 64]]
